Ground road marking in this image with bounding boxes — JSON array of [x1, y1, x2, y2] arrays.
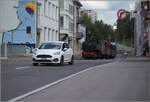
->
[[8, 62, 114, 102], [15, 66, 30, 70]]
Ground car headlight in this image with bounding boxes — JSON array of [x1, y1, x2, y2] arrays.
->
[[32, 48, 38, 55], [33, 51, 37, 55], [53, 52, 61, 55]]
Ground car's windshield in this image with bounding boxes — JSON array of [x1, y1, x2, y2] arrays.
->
[[39, 42, 62, 49]]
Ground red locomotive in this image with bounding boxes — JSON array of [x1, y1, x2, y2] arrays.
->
[[82, 40, 117, 59]]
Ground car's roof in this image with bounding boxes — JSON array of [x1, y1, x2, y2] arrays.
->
[[42, 41, 67, 44]]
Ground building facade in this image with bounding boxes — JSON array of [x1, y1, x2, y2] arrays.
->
[[59, 0, 74, 48], [134, 1, 143, 56], [36, 0, 59, 47], [134, 0, 150, 56], [73, 0, 84, 55]]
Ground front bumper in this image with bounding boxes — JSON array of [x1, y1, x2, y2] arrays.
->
[[32, 55, 61, 64]]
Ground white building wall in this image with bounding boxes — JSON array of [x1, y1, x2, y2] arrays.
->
[[60, 0, 74, 48], [60, 0, 73, 36], [37, 0, 59, 45]]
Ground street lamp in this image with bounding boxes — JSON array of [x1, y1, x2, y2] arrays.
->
[[113, 25, 117, 43]]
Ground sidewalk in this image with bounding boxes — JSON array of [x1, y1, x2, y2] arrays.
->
[[1, 55, 32, 63], [10, 57, 150, 102], [1, 55, 84, 62]]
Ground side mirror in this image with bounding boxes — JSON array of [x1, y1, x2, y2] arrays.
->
[[63, 48, 67, 52], [32, 48, 38, 54], [33, 48, 38, 52]]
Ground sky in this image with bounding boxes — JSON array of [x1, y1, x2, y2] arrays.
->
[[80, 0, 136, 26]]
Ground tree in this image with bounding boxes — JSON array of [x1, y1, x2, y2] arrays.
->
[[80, 15, 114, 42], [116, 12, 134, 46]]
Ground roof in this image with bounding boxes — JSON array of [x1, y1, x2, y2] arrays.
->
[[42, 41, 67, 44]]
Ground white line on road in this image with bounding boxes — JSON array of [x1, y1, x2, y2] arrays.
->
[[8, 62, 114, 102], [15, 66, 30, 70]]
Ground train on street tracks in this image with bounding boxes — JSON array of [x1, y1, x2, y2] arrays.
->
[[82, 40, 117, 59]]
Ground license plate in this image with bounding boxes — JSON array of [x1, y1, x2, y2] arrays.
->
[[41, 58, 47, 60]]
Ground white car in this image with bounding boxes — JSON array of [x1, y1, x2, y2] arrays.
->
[[32, 41, 74, 66]]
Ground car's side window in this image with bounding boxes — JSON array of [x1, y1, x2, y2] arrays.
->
[[65, 43, 69, 49], [62, 43, 69, 51], [62, 43, 65, 50]]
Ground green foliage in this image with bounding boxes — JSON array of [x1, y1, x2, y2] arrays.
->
[[80, 15, 114, 42], [116, 13, 134, 46]]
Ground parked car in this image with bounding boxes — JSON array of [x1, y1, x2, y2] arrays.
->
[[32, 41, 74, 66]]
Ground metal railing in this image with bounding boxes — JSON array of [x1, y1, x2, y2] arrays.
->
[[0, 44, 32, 59]]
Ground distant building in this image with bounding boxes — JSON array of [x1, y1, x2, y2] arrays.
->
[[81, 9, 97, 24], [59, 0, 74, 48], [36, 0, 59, 47]]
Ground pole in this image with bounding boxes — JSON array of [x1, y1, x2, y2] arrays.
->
[[148, 21, 150, 57], [58, 0, 60, 41], [35, 0, 38, 47], [11, 31, 14, 56], [73, 1, 75, 54]]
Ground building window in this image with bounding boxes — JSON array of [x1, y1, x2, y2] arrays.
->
[[44, 0, 48, 17], [44, 0, 46, 16], [37, 3, 41, 15], [48, 2, 51, 18], [44, 27, 47, 41], [48, 28, 51, 41], [56, 7, 58, 21], [60, 0, 64, 9], [69, 5, 73, 15], [69, 21, 74, 32], [52, 30, 55, 41], [56, 31, 58, 41], [52, 4, 55, 19], [60, 16, 64, 27]]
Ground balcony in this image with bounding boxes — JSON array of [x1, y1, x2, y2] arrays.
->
[[76, 17, 82, 24], [76, 32, 84, 39]]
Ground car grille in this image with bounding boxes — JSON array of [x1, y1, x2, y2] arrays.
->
[[34, 60, 51, 62], [36, 55, 52, 58]]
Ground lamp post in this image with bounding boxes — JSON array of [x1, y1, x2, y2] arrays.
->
[[113, 25, 117, 43]]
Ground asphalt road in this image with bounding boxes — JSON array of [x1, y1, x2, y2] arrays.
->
[[1, 58, 112, 101], [19, 57, 150, 101]]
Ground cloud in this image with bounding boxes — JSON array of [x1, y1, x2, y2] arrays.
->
[[81, 1, 110, 10], [97, 10, 117, 25], [129, 3, 135, 10], [80, 0, 137, 25]]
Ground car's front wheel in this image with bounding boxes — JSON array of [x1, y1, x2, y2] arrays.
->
[[58, 56, 64, 66], [69, 55, 74, 65]]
